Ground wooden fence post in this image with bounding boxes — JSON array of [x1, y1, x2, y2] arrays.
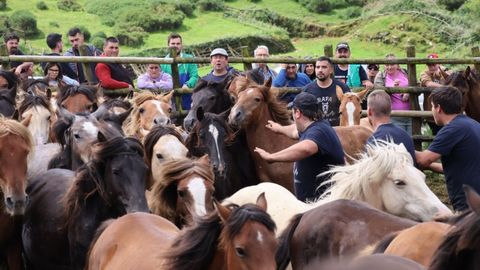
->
[[472, 47, 480, 71], [406, 45, 422, 150], [324, 45, 333, 57], [241, 46, 252, 71], [78, 44, 95, 83], [0, 44, 10, 71], [169, 47, 180, 89]]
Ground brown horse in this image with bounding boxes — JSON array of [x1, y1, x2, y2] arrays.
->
[[374, 222, 452, 267], [276, 199, 417, 270], [57, 85, 99, 114], [147, 156, 216, 228], [338, 89, 369, 127], [0, 117, 33, 270], [86, 193, 277, 270], [445, 67, 480, 122], [228, 78, 295, 191], [123, 90, 174, 140]]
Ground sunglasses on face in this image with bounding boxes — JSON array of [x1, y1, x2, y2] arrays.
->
[[368, 67, 379, 71]]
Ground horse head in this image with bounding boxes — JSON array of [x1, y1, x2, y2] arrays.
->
[[0, 86, 17, 118], [58, 85, 98, 114], [18, 94, 53, 145], [183, 78, 233, 131], [0, 118, 33, 215], [338, 89, 368, 126]]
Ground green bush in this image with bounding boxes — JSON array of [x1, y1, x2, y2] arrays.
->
[[117, 6, 184, 32], [198, 0, 225, 11], [305, 0, 332, 13], [91, 36, 105, 50], [0, 15, 10, 36], [340, 6, 362, 19], [247, 0, 261, 2], [437, 0, 466, 11], [36, 1, 48, 10], [9, 10, 39, 38], [114, 24, 145, 47], [151, 0, 196, 16], [57, 0, 82, 11], [0, 0, 6, 10], [92, 31, 107, 39], [49, 21, 60, 28]]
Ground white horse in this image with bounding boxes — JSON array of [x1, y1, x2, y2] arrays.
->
[[224, 141, 452, 235]]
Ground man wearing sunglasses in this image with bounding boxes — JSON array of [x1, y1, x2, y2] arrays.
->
[[334, 42, 373, 91]]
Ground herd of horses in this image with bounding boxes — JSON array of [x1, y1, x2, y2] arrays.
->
[[0, 66, 479, 270]]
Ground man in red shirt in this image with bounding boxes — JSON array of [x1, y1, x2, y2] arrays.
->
[[95, 37, 134, 90]]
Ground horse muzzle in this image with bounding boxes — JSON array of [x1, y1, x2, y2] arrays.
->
[[5, 194, 29, 216]]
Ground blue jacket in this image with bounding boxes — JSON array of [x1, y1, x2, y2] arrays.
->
[[273, 69, 311, 102]]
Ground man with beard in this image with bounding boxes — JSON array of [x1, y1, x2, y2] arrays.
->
[[65, 27, 101, 83], [273, 61, 311, 103], [202, 48, 238, 83], [95, 37, 134, 90], [303, 56, 350, 126], [41, 33, 78, 81], [334, 42, 373, 90], [4, 32, 34, 77]]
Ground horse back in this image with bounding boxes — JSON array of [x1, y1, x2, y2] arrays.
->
[[334, 126, 373, 162]]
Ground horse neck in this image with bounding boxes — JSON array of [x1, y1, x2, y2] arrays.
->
[[208, 248, 227, 270]]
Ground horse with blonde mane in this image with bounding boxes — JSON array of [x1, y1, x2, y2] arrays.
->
[[147, 155, 215, 228], [123, 90, 174, 139], [224, 140, 452, 235], [0, 117, 33, 270]]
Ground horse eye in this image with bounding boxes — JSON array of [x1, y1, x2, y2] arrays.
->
[[394, 179, 406, 186], [209, 96, 216, 101], [168, 108, 172, 113], [112, 169, 121, 175], [178, 190, 185, 198], [73, 133, 80, 139], [235, 247, 246, 258], [156, 153, 163, 160], [47, 115, 51, 120], [86, 105, 93, 111], [254, 97, 261, 102], [139, 108, 145, 114]]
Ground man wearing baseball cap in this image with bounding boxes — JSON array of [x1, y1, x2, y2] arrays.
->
[[334, 42, 373, 91], [254, 92, 345, 202], [202, 48, 238, 83], [420, 53, 451, 135]]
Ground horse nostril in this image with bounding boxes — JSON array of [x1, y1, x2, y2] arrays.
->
[[5, 197, 13, 208], [235, 111, 242, 120], [153, 119, 158, 125]]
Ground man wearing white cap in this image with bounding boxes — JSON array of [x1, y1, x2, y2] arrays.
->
[[202, 48, 238, 83]]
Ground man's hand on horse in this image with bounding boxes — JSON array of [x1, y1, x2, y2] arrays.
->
[[265, 120, 281, 133], [254, 147, 274, 163]]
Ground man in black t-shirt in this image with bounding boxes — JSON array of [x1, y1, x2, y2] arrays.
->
[[254, 92, 345, 202], [303, 56, 350, 126], [416, 87, 480, 211], [366, 90, 416, 164]]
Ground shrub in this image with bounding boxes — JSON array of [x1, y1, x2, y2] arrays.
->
[[173, 1, 195, 16], [305, 0, 332, 13], [340, 6, 362, 19], [114, 24, 145, 47], [197, 0, 225, 11], [437, 0, 466, 11], [37, 1, 48, 10], [49, 21, 60, 28], [92, 31, 107, 39], [117, 6, 184, 32], [71, 25, 91, 41], [0, 0, 6, 10], [57, 0, 82, 11], [0, 15, 10, 36], [91, 36, 105, 50], [247, 0, 261, 2], [9, 10, 39, 38]]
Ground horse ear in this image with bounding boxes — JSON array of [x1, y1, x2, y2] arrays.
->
[[264, 77, 272, 88], [57, 106, 75, 122], [117, 107, 133, 125], [196, 106, 204, 122], [21, 114, 32, 127], [464, 185, 480, 215], [357, 88, 369, 101], [162, 90, 174, 103], [46, 88, 52, 100], [256, 192, 268, 212], [198, 154, 210, 165], [125, 90, 134, 100], [214, 200, 231, 223], [465, 66, 471, 79], [97, 131, 107, 143]]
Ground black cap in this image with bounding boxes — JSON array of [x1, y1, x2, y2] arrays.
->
[[367, 63, 379, 70], [336, 42, 350, 51], [288, 92, 318, 114]]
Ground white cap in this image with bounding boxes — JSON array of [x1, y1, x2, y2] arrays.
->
[[210, 48, 228, 57]]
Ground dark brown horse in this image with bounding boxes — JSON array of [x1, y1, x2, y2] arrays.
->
[[186, 107, 247, 200], [22, 133, 149, 270], [428, 185, 480, 270], [0, 87, 17, 118], [445, 67, 480, 122], [228, 78, 295, 192], [0, 117, 33, 270], [276, 199, 417, 270], [86, 193, 277, 270]]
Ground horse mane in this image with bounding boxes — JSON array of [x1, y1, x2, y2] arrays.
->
[[62, 135, 144, 229], [0, 116, 33, 151], [101, 98, 132, 111], [316, 140, 413, 205], [149, 157, 214, 226], [429, 209, 480, 270], [164, 203, 275, 270], [18, 94, 52, 116], [123, 91, 169, 138], [143, 124, 185, 164], [257, 84, 291, 125], [57, 85, 98, 105]]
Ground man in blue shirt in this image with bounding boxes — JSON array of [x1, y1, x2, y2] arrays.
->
[[366, 89, 416, 164], [254, 92, 345, 202], [273, 62, 311, 103], [416, 87, 480, 211], [202, 48, 237, 83]]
